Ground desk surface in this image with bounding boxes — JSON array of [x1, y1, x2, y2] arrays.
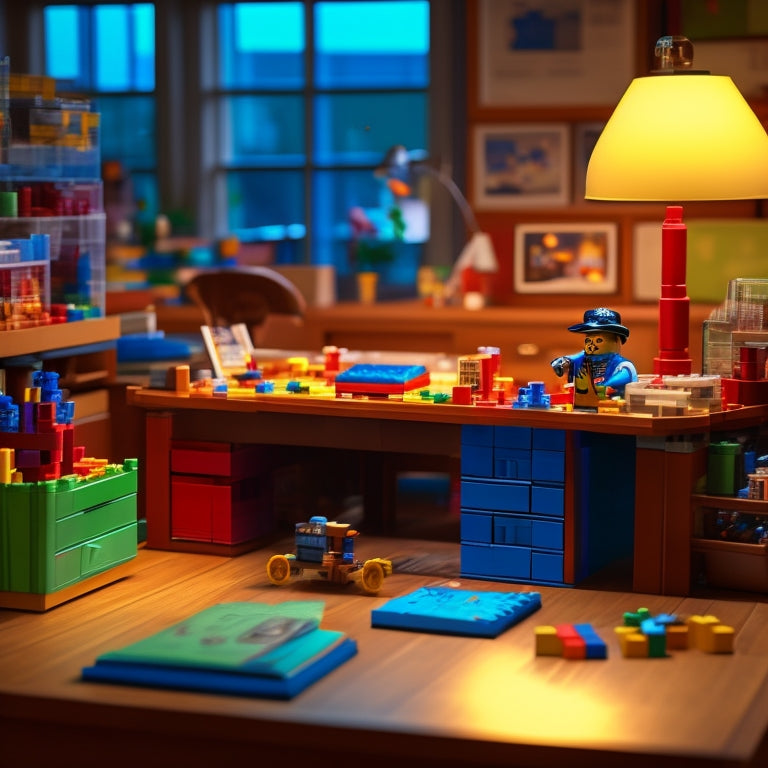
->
[[1, 538, 767, 768]]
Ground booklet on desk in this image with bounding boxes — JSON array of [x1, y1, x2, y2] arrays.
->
[[81, 601, 357, 700]]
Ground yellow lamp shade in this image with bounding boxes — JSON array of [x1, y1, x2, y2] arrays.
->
[[585, 74, 768, 201]]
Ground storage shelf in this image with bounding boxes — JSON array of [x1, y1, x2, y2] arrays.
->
[[691, 493, 768, 513], [0, 317, 120, 359]]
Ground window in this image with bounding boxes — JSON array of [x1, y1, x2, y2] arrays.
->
[[37, 1, 439, 301]]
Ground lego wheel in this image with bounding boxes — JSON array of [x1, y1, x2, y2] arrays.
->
[[267, 554, 292, 585], [361, 559, 385, 594]]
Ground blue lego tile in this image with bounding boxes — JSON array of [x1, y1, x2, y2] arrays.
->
[[461, 542, 531, 581], [371, 586, 542, 637], [461, 479, 530, 513], [532, 450, 566, 483], [493, 514, 532, 546], [531, 551, 564, 584], [494, 426, 532, 450], [533, 428, 566, 451], [573, 623, 608, 659], [335, 363, 427, 383], [532, 519, 563, 551], [494, 447, 532, 481], [461, 424, 494, 447], [461, 444, 493, 477], [460, 511, 492, 543], [530, 484, 564, 517]]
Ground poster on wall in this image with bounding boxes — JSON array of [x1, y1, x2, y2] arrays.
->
[[478, 0, 636, 107]]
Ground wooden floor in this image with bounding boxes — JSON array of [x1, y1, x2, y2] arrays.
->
[[2, 536, 768, 767]]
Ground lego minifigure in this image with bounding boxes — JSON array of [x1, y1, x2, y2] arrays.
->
[[550, 307, 638, 411]]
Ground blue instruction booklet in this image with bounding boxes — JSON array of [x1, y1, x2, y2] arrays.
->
[[82, 601, 357, 699], [371, 586, 542, 637]]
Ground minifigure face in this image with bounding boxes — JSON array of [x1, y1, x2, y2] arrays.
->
[[582, 332, 622, 356]]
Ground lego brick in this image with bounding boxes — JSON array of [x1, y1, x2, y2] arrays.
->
[[494, 447, 531, 480], [535, 625, 562, 656], [460, 478, 530, 513], [493, 425, 532, 450], [530, 484, 564, 517], [532, 519, 563, 551], [460, 511, 492, 543], [615, 626, 649, 658], [461, 424, 494, 447], [531, 551, 563, 583], [557, 624, 586, 659], [698, 624, 735, 654], [493, 514, 531, 546], [532, 449, 566, 483], [533, 428, 566, 451], [371, 586, 541, 637], [460, 443, 493, 477], [573, 623, 608, 659], [640, 618, 667, 657], [460, 542, 531, 581]]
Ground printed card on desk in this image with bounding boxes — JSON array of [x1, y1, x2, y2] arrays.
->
[[371, 586, 541, 637], [200, 323, 254, 379], [82, 601, 357, 699]]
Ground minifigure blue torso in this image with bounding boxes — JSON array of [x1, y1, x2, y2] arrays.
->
[[565, 351, 637, 397]]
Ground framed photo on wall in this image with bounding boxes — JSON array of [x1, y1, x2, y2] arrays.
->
[[474, 124, 571, 209], [478, 0, 636, 107], [514, 223, 618, 294]]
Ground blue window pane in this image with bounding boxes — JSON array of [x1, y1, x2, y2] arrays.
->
[[44, 4, 155, 92], [227, 170, 306, 238], [96, 95, 156, 169], [218, 3, 305, 89], [45, 7, 81, 83], [315, 1, 429, 88], [220, 95, 305, 166], [314, 92, 427, 166]]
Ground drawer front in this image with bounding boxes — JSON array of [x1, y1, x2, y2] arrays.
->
[[461, 542, 531, 581], [461, 479, 530, 513], [56, 494, 137, 551]]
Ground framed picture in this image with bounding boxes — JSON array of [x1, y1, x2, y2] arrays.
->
[[474, 124, 571, 209], [573, 122, 604, 201], [478, 0, 636, 107], [514, 223, 618, 294]]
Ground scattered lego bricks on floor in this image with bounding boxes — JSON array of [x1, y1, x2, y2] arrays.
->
[[535, 623, 608, 659]]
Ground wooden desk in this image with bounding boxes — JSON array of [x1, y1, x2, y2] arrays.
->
[[128, 385, 768, 595], [1, 541, 767, 768], [154, 301, 717, 388]]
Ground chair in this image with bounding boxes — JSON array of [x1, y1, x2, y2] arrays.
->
[[185, 266, 306, 344]]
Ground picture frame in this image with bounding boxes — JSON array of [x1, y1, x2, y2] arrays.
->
[[477, 0, 636, 107], [514, 223, 618, 294], [573, 122, 604, 201], [474, 124, 571, 209]]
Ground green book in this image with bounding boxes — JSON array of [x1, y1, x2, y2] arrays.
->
[[82, 601, 357, 699]]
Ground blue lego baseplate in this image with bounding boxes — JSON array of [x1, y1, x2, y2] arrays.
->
[[371, 586, 542, 637], [335, 363, 428, 384]]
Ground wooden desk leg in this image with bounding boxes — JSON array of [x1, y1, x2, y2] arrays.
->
[[661, 446, 707, 596], [144, 411, 174, 550], [633, 445, 665, 594]]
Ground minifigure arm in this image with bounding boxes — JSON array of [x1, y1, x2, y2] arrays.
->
[[603, 359, 638, 395], [550, 355, 572, 378]]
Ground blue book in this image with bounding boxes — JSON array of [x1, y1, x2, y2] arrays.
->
[[371, 586, 541, 637], [82, 601, 357, 700]]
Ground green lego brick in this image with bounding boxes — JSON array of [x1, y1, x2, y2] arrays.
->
[[51, 463, 139, 521], [55, 494, 137, 551]]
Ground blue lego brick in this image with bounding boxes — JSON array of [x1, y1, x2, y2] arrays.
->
[[494, 426, 532, 450], [494, 447, 531, 481], [461, 424, 494, 447], [460, 511, 492, 543], [532, 450, 566, 483], [573, 623, 608, 659], [530, 484, 564, 517], [533, 428, 566, 451], [371, 586, 541, 637], [531, 551, 564, 583], [461, 443, 493, 477], [532, 519, 563, 551], [461, 479, 530, 513], [335, 363, 427, 383], [493, 514, 532, 546], [461, 542, 531, 581]]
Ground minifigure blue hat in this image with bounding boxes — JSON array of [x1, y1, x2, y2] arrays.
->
[[568, 307, 630, 341]]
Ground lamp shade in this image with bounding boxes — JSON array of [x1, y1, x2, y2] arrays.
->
[[585, 74, 768, 201]]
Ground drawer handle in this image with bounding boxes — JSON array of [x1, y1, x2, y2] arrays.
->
[[517, 343, 540, 356]]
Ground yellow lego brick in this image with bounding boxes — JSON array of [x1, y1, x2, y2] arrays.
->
[[534, 625, 562, 656], [687, 615, 721, 649], [615, 626, 649, 658], [699, 624, 735, 654]]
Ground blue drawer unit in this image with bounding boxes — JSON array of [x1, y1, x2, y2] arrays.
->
[[460, 425, 568, 586]]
